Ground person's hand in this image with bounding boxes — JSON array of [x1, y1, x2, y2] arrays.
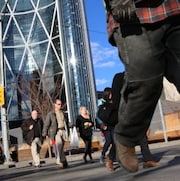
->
[[84, 122, 90, 128], [84, 122, 89, 127], [103, 126, 107, 130], [100, 124, 107, 130], [29, 124, 33, 130], [84, 122, 89, 126], [110, 0, 137, 22]]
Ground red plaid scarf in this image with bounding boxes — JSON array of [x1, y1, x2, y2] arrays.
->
[[104, 0, 180, 45], [136, 0, 180, 23]]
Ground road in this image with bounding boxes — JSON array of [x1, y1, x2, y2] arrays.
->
[[0, 142, 180, 181]]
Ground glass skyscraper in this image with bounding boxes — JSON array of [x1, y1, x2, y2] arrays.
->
[[0, 0, 97, 125]]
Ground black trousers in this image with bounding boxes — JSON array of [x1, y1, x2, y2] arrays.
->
[[114, 16, 180, 147], [139, 136, 153, 162], [82, 136, 92, 159]]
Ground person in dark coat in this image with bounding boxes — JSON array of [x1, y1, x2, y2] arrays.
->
[[0, 137, 5, 164], [104, 0, 180, 173], [100, 73, 125, 171], [21, 110, 43, 167], [76, 106, 94, 163], [112, 72, 160, 168], [97, 87, 116, 171]]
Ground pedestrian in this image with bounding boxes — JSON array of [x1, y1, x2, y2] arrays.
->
[[76, 106, 94, 163], [112, 72, 160, 169], [42, 99, 68, 168], [0, 137, 5, 164], [104, 0, 180, 172], [97, 87, 114, 170], [140, 135, 160, 168], [21, 110, 44, 167], [95, 90, 106, 130], [97, 73, 125, 171]]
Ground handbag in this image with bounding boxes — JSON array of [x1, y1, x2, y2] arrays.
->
[[70, 126, 79, 148]]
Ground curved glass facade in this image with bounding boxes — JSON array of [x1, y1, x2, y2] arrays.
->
[[0, 0, 97, 125]]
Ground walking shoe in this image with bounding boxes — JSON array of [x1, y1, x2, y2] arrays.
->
[[89, 158, 95, 163], [62, 160, 68, 168], [100, 156, 105, 164], [83, 155, 87, 163], [143, 161, 160, 168], [106, 158, 114, 171], [56, 161, 64, 168], [34, 164, 41, 168], [116, 141, 138, 172]]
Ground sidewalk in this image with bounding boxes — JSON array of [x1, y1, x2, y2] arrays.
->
[[0, 138, 179, 170], [136, 139, 180, 151], [0, 149, 102, 170]]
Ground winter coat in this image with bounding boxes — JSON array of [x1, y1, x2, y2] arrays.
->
[[76, 115, 94, 139], [42, 110, 68, 140], [21, 117, 43, 145]]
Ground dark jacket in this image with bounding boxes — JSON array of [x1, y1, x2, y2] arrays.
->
[[111, 72, 125, 109], [21, 117, 43, 145], [76, 115, 94, 139]]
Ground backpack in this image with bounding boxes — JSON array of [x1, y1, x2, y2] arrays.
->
[[97, 102, 118, 127]]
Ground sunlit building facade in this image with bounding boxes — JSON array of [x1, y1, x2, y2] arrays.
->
[[0, 0, 97, 125]]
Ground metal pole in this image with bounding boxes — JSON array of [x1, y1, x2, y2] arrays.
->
[[158, 100, 168, 142], [0, 0, 14, 166]]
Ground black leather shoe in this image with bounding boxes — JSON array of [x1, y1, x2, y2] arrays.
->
[[83, 156, 87, 163], [62, 161, 68, 168], [34, 164, 41, 168], [89, 159, 94, 163]]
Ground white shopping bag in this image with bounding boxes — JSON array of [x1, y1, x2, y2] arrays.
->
[[70, 126, 79, 148]]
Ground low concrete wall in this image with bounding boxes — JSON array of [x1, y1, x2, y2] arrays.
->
[[10, 139, 101, 162]]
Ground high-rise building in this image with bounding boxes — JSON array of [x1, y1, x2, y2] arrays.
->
[[0, 0, 97, 126]]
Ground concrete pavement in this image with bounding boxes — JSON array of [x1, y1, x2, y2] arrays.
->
[[0, 139, 180, 170], [0, 148, 102, 169], [0, 139, 180, 181]]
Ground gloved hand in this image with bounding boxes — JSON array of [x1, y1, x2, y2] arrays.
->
[[110, 0, 137, 22]]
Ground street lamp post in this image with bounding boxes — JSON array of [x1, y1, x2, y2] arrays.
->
[[0, 0, 14, 165]]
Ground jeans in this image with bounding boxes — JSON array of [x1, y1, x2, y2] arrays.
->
[[114, 15, 180, 147], [108, 126, 116, 161], [102, 126, 116, 161], [102, 129, 112, 157]]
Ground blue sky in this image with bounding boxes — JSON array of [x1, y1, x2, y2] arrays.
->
[[84, 0, 124, 91]]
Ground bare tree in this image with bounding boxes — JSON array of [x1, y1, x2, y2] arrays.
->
[[16, 71, 65, 122]]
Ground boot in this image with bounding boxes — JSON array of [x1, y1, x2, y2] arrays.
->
[[106, 157, 114, 171]]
